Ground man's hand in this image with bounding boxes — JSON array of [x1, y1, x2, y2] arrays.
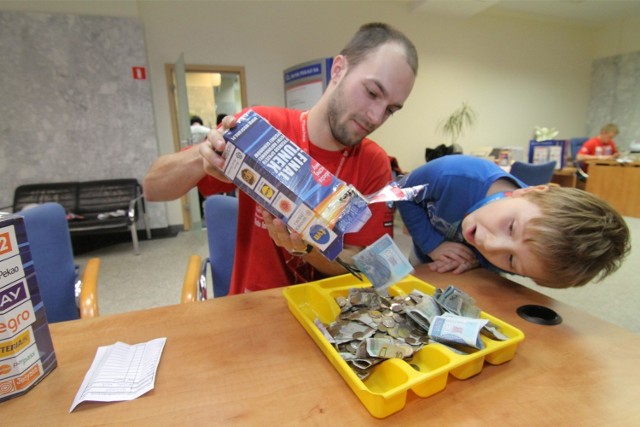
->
[[427, 241, 479, 274], [260, 207, 309, 254], [199, 115, 238, 183]]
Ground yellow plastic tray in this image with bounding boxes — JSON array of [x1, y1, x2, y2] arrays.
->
[[282, 274, 525, 418]]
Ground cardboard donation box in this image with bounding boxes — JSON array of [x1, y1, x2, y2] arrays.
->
[[0, 212, 57, 402], [222, 109, 371, 261], [528, 139, 567, 169]]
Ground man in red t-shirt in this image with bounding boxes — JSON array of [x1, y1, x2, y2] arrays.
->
[[144, 23, 418, 294], [577, 123, 620, 161]]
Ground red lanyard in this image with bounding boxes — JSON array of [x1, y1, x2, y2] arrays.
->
[[299, 111, 349, 179]]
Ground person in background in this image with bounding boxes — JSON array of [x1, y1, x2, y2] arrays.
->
[[144, 22, 418, 294], [577, 123, 620, 161], [397, 155, 630, 289], [190, 115, 211, 144]]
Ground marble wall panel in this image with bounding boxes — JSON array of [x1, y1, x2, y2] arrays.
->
[[588, 51, 640, 150], [0, 11, 167, 228]]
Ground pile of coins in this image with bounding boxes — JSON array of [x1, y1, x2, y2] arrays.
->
[[316, 288, 433, 380], [315, 286, 508, 380]]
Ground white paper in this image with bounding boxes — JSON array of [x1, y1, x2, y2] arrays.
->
[[70, 337, 167, 412]]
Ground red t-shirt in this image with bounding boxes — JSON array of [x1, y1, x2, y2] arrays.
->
[[578, 137, 618, 156], [198, 106, 395, 294]]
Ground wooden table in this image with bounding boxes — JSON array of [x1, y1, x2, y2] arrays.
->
[[551, 166, 577, 188], [4, 267, 640, 425], [585, 159, 640, 217]]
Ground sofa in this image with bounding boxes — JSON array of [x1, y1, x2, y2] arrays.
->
[[12, 179, 151, 254]]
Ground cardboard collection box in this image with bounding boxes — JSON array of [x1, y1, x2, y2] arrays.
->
[[0, 212, 57, 402], [222, 109, 371, 261], [528, 139, 567, 169]]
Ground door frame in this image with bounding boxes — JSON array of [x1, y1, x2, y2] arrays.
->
[[165, 64, 248, 229]]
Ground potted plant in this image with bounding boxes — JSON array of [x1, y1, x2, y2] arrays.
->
[[438, 102, 476, 146]]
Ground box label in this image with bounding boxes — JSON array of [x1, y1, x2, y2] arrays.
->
[[0, 279, 31, 314]]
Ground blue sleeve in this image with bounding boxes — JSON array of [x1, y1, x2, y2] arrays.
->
[[397, 156, 526, 261], [396, 161, 448, 260]]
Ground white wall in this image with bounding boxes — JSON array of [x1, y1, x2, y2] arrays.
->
[[593, 16, 640, 59], [2, 1, 623, 226]]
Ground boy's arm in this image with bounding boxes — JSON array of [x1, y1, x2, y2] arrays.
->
[[396, 199, 444, 258]]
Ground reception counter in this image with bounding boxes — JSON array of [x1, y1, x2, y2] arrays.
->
[[585, 159, 640, 218]]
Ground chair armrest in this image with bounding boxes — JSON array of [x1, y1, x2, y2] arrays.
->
[[128, 194, 144, 223], [79, 257, 101, 318], [181, 255, 202, 303]]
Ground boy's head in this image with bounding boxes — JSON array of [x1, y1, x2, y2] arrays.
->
[[461, 186, 630, 288]]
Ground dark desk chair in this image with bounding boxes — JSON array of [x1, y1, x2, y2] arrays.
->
[[509, 161, 557, 186], [182, 195, 238, 302], [570, 137, 589, 182], [20, 202, 100, 322]]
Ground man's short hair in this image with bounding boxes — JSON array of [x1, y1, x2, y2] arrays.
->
[[601, 123, 619, 135], [340, 22, 418, 75], [190, 116, 204, 126]]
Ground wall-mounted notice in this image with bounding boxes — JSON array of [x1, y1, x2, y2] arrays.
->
[[284, 58, 333, 110]]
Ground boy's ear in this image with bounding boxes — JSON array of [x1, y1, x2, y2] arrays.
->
[[512, 185, 549, 197]]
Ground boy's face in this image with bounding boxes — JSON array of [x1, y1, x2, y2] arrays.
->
[[461, 187, 547, 280]]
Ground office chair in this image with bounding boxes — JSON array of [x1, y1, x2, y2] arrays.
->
[[181, 195, 238, 302], [570, 137, 590, 182], [509, 161, 557, 186], [20, 202, 100, 322]]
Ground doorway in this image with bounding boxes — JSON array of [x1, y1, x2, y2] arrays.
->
[[165, 64, 247, 230]]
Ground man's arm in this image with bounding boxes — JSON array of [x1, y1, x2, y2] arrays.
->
[[143, 116, 236, 202], [576, 152, 616, 161], [143, 143, 208, 201]]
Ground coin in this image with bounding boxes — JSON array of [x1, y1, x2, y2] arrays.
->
[[390, 302, 403, 312], [382, 317, 396, 328], [369, 310, 382, 318], [353, 331, 365, 340], [398, 327, 410, 338]]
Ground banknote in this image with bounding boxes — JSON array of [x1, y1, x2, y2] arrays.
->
[[429, 313, 488, 350], [435, 285, 481, 318], [366, 337, 414, 359], [353, 234, 414, 291], [404, 290, 441, 331]]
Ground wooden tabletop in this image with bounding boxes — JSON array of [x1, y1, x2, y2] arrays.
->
[[4, 267, 640, 426]]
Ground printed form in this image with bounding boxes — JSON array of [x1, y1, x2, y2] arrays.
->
[[70, 337, 167, 412]]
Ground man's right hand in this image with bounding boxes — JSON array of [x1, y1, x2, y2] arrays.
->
[[199, 115, 238, 182]]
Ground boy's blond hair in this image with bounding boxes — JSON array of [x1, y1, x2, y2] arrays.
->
[[524, 187, 630, 288]]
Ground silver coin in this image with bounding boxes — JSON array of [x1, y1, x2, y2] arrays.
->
[[382, 317, 396, 328]]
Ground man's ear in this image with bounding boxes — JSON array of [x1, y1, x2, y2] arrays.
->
[[512, 185, 549, 197], [330, 55, 347, 84]]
